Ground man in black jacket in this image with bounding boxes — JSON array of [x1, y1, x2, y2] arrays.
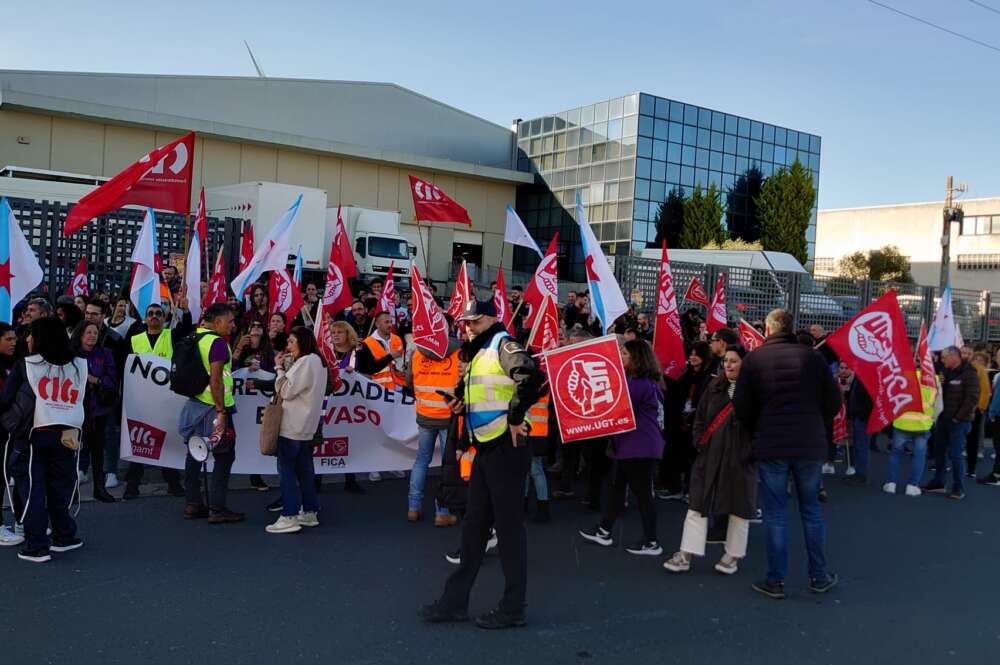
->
[[420, 299, 543, 629], [733, 309, 841, 599], [923, 346, 979, 499]]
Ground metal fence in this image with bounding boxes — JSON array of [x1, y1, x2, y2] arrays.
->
[[6, 197, 245, 298], [613, 255, 998, 344]]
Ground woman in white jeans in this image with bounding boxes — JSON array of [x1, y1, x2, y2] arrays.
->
[[664, 345, 756, 575]]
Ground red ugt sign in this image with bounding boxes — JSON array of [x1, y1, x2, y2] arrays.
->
[[543, 335, 636, 443]]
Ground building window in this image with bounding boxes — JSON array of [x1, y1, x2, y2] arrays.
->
[[957, 253, 1000, 271], [960, 214, 1000, 236], [813, 257, 836, 275]]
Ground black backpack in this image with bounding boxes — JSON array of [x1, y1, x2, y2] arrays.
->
[[169, 331, 213, 398]]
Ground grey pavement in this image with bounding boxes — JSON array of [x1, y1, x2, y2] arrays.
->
[[1, 451, 998, 665]]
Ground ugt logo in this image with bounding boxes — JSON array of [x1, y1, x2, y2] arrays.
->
[[127, 419, 166, 460], [314, 437, 349, 458]]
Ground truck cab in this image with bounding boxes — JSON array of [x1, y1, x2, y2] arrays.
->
[[331, 206, 416, 284]]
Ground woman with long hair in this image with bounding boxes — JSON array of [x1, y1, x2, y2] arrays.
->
[[70, 321, 118, 503], [3, 316, 90, 563], [232, 320, 276, 373], [579, 340, 666, 556], [266, 327, 327, 534], [664, 345, 755, 575], [657, 341, 711, 500]]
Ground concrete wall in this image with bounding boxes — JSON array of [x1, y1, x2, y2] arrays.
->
[[816, 197, 1000, 291], [0, 108, 516, 283]]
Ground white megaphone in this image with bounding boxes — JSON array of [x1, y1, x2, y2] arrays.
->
[[188, 435, 210, 463]]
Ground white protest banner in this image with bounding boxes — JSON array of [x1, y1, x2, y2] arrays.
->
[[119, 354, 426, 474]]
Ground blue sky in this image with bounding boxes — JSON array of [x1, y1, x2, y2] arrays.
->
[[2, 0, 997, 209]]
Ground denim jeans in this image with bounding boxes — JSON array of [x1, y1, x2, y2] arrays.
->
[[277, 436, 319, 517], [932, 418, 972, 492], [887, 428, 930, 487], [850, 418, 870, 477], [525, 456, 549, 501], [409, 426, 448, 515], [181, 403, 235, 511], [757, 459, 828, 583], [104, 417, 120, 478]]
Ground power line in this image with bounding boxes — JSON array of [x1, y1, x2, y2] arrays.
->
[[967, 0, 1000, 17], [866, 0, 1000, 54]]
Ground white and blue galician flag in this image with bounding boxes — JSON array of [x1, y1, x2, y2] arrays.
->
[[0, 198, 43, 323], [575, 190, 627, 334], [504, 204, 543, 258], [292, 243, 303, 287], [231, 194, 302, 297], [927, 284, 959, 352], [130, 208, 161, 318], [185, 188, 207, 322]]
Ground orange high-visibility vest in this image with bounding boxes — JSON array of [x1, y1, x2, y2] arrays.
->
[[411, 346, 461, 420], [364, 333, 404, 391], [526, 394, 550, 438]]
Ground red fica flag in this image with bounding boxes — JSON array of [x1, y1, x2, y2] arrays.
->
[[544, 334, 637, 443], [203, 247, 227, 309], [269, 268, 305, 332], [410, 265, 449, 357], [652, 241, 685, 380], [321, 236, 352, 319], [66, 257, 89, 296], [408, 176, 472, 225], [446, 259, 472, 321], [916, 321, 937, 392], [493, 267, 513, 334], [526, 293, 560, 354], [683, 276, 710, 306], [738, 318, 765, 351], [522, 233, 559, 328], [706, 273, 728, 333], [333, 205, 357, 279], [64, 132, 195, 235], [373, 262, 396, 318], [825, 290, 922, 433]]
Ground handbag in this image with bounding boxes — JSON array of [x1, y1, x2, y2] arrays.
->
[[260, 389, 284, 457]]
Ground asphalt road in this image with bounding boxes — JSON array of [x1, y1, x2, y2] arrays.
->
[[2, 452, 998, 665]]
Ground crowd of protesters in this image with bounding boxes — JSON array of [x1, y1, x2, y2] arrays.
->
[[2, 263, 998, 615]]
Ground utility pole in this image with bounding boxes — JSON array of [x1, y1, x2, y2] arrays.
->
[[940, 175, 967, 289]]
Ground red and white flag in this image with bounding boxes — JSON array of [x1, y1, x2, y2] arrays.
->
[[64, 132, 195, 236], [238, 219, 255, 301], [333, 205, 357, 279], [494, 267, 513, 334], [825, 290, 922, 433], [269, 268, 305, 333], [373, 262, 396, 319], [683, 276, 710, 306], [652, 240, 685, 380], [526, 293, 560, 354], [738, 318, 765, 351], [408, 176, 471, 225], [522, 233, 559, 328], [446, 259, 473, 321], [706, 273, 728, 333], [67, 257, 89, 297], [410, 264, 449, 357], [202, 246, 227, 309], [915, 321, 937, 392], [321, 236, 353, 322], [833, 403, 848, 442]]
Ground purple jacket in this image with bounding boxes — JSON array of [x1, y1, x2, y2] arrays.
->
[[611, 377, 665, 459], [79, 347, 118, 417]]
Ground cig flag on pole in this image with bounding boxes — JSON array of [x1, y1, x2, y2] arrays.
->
[[0, 198, 44, 323], [129, 209, 161, 318], [408, 176, 471, 225], [576, 191, 627, 334], [504, 205, 542, 257], [231, 194, 302, 298]]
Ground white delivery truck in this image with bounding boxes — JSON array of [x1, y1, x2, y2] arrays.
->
[[327, 206, 417, 283]]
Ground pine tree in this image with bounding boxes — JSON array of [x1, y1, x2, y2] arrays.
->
[[756, 160, 815, 264], [653, 187, 685, 248], [679, 184, 724, 249]]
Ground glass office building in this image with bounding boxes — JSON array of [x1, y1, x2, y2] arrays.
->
[[514, 92, 821, 281]]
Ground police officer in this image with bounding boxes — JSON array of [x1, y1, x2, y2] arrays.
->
[[420, 299, 544, 629]]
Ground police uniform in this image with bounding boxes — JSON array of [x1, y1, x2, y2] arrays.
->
[[434, 300, 543, 627]]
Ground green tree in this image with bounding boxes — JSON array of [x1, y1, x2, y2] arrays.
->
[[838, 245, 913, 283], [838, 251, 870, 280], [652, 187, 685, 248], [679, 184, 724, 249], [756, 160, 815, 264]]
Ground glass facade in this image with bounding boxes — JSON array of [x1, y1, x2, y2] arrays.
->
[[514, 92, 821, 281]]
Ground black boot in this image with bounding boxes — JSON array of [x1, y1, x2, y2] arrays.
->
[[532, 500, 550, 523], [93, 486, 116, 503]]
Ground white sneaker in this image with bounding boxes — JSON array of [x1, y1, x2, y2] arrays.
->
[[78, 470, 91, 485], [297, 511, 319, 528], [0, 525, 24, 547], [390, 470, 406, 479], [845, 466, 857, 477], [822, 463, 835, 475], [265, 515, 302, 534], [368, 472, 382, 482], [882, 482, 896, 494], [905, 484, 922, 497], [105, 473, 119, 489], [486, 529, 498, 554]]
